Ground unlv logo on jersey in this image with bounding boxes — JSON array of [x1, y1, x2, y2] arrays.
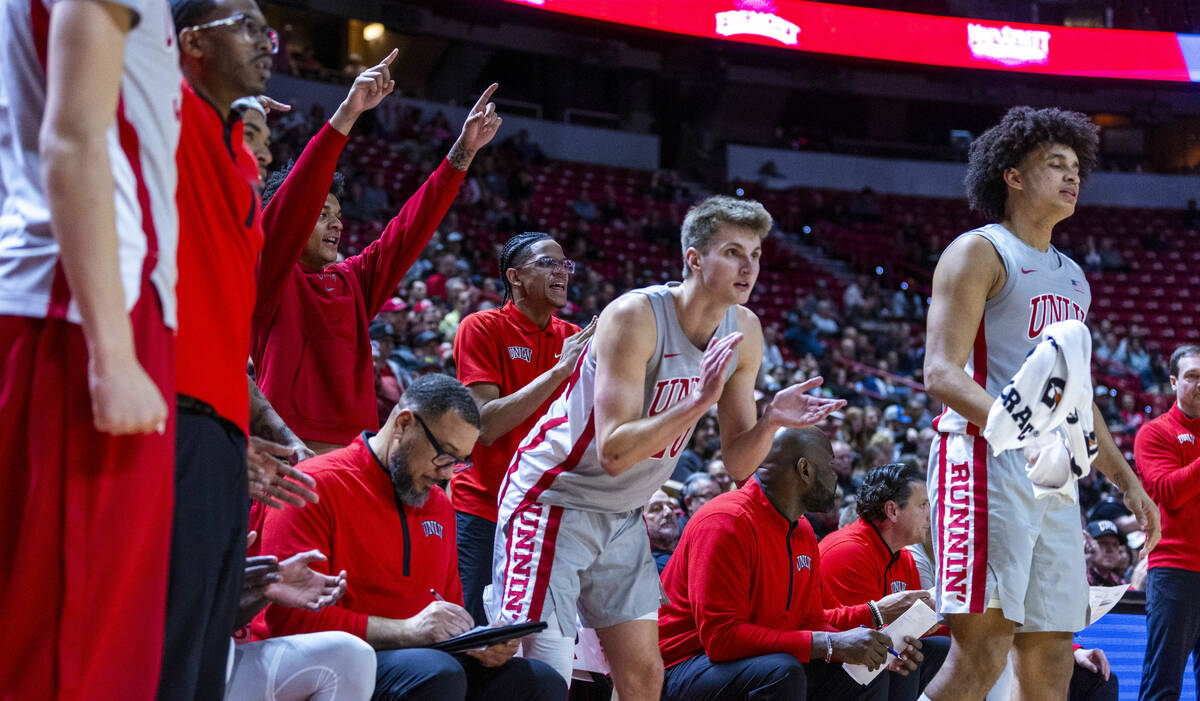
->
[[1026, 294, 1086, 339], [647, 376, 701, 459]]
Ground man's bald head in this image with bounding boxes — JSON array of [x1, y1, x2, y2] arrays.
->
[[759, 427, 837, 514]]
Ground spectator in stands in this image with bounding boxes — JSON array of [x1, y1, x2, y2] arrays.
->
[[426, 253, 461, 302], [784, 312, 825, 358], [360, 171, 391, 221], [1097, 236, 1127, 271], [673, 413, 720, 480], [681, 473, 723, 518], [572, 188, 599, 221], [252, 375, 566, 700], [646, 489, 682, 573], [450, 232, 592, 624], [1115, 332, 1154, 388], [831, 439, 861, 495], [599, 184, 626, 226], [1135, 344, 1200, 701], [819, 463, 950, 700], [252, 84, 503, 453], [707, 458, 734, 493], [229, 541, 375, 700], [812, 299, 841, 336], [439, 287, 473, 341], [762, 323, 785, 377], [657, 427, 927, 700], [1118, 393, 1146, 434]]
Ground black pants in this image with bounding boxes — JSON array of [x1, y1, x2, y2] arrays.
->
[[1140, 566, 1200, 701], [1070, 666, 1119, 701], [372, 648, 567, 701], [662, 652, 885, 701], [156, 406, 249, 701], [455, 511, 496, 625]]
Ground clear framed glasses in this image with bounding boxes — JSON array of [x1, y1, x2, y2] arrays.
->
[[522, 256, 577, 274], [184, 12, 279, 55], [412, 414, 473, 471]]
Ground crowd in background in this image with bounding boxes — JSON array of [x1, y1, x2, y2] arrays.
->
[[261, 106, 1151, 603]]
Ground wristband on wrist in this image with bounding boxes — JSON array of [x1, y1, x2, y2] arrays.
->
[[822, 632, 833, 662], [868, 600, 884, 628]]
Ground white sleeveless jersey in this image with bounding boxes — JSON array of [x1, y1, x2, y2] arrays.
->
[[933, 223, 1090, 435], [497, 283, 741, 517], [0, 0, 181, 327]]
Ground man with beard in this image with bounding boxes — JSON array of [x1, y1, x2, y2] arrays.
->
[[252, 374, 565, 701], [451, 232, 594, 624], [645, 489, 682, 573], [658, 427, 928, 700]]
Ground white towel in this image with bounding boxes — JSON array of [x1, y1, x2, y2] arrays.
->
[[983, 320, 1099, 504]]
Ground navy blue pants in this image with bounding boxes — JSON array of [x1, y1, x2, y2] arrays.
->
[[456, 511, 496, 625], [1140, 566, 1200, 701], [662, 652, 887, 701], [372, 648, 566, 701]]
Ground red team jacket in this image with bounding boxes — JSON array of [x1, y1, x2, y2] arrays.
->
[[658, 478, 872, 667], [175, 82, 262, 432], [451, 302, 578, 523], [252, 159, 465, 445], [251, 433, 463, 640], [1135, 403, 1200, 573], [818, 518, 923, 605]]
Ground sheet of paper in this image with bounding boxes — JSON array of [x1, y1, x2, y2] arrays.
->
[[1087, 584, 1129, 626], [844, 599, 939, 686]]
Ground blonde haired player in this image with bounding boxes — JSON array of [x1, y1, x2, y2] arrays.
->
[[490, 195, 845, 699]]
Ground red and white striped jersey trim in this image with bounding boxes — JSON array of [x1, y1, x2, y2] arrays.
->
[[0, 0, 180, 327]]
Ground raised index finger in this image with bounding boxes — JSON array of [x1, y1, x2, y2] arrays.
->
[[378, 48, 399, 67], [471, 83, 499, 113]]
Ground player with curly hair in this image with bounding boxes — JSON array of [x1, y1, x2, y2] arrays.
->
[[920, 106, 1161, 701]]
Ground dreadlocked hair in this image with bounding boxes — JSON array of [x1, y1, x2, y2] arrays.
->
[[262, 160, 345, 208], [499, 232, 552, 302], [964, 106, 1099, 221]]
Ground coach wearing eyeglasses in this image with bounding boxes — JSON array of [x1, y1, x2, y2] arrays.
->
[[252, 375, 566, 700], [450, 232, 595, 624]]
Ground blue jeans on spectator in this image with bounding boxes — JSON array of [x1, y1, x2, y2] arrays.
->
[[1140, 566, 1200, 701], [662, 652, 886, 700], [456, 511, 496, 625], [372, 648, 566, 701]]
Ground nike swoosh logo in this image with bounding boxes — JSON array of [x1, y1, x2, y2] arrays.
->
[[554, 353, 561, 358], [664, 353, 681, 358], [1021, 268, 1036, 274]]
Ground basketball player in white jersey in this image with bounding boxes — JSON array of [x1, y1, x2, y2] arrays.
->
[[921, 107, 1160, 701], [490, 195, 846, 700]]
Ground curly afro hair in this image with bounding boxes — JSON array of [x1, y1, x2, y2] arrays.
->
[[855, 462, 925, 524], [964, 106, 1099, 221], [262, 160, 345, 208]]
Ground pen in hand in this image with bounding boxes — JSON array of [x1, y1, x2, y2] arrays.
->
[[430, 588, 446, 602]]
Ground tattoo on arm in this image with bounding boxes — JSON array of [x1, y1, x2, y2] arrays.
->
[[248, 379, 301, 446], [447, 142, 474, 171]]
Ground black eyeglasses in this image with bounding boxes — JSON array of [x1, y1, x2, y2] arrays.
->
[[183, 12, 280, 55], [521, 257, 576, 274], [413, 414, 473, 471]]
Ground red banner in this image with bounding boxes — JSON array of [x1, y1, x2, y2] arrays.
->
[[498, 0, 1195, 82]]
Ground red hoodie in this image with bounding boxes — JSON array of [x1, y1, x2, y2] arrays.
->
[[251, 158, 464, 444], [658, 477, 871, 667], [1134, 403, 1200, 572]]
